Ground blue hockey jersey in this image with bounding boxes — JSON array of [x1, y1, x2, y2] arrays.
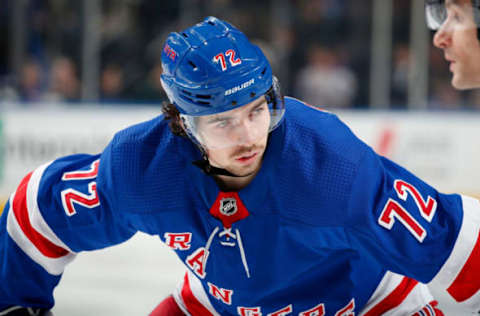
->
[[1, 97, 480, 315]]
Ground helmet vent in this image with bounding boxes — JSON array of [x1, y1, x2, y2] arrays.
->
[[188, 61, 198, 71], [261, 68, 267, 75], [182, 32, 189, 38], [181, 95, 194, 103], [207, 21, 215, 26], [180, 92, 211, 106]]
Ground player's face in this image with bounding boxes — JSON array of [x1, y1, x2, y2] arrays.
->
[[196, 97, 271, 177], [433, 0, 480, 89]]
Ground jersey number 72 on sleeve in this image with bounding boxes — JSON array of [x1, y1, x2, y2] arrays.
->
[[378, 180, 437, 243], [60, 160, 100, 216]]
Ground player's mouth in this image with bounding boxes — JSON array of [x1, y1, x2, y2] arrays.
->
[[235, 152, 258, 164], [449, 61, 456, 72], [445, 55, 455, 72]]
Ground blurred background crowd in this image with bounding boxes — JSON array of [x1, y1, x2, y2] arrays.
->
[[1, 0, 479, 110]]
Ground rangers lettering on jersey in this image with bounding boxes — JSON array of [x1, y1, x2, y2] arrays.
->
[[299, 303, 325, 316], [164, 232, 192, 250], [334, 299, 355, 316], [238, 307, 262, 316], [208, 282, 233, 305], [186, 247, 208, 278]]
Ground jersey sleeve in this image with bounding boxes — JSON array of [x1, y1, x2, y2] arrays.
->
[[0, 154, 136, 310], [346, 147, 480, 311]]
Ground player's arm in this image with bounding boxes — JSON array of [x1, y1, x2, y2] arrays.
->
[[0, 154, 136, 311], [347, 147, 480, 312]]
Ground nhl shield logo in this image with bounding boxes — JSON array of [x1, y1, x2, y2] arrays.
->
[[220, 198, 238, 216]]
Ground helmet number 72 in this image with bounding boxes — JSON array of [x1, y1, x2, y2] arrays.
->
[[378, 180, 437, 243], [213, 49, 242, 71]]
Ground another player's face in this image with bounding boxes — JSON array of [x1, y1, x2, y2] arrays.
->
[[196, 97, 271, 177], [433, 0, 480, 89]]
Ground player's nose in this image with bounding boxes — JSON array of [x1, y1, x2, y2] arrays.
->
[[234, 120, 259, 145], [433, 23, 452, 49]]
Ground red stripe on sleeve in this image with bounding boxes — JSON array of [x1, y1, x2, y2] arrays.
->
[[447, 230, 480, 302], [181, 273, 214, 316], [149, 295, 185, 316], [12, 172, 70, 258], [364, 277, 418, 316]]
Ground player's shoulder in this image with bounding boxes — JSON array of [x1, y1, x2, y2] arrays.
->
[[100, 115, 170, 175], [283, 96, 368, 163], [273, 97, 371, 226], [284, 96, 332, 119], [285, 97, 353, 138], [105, 114, 197, 162], [284, 96, 328, 109], [97, 115, 198, 214], [110, 114, 171, 148]]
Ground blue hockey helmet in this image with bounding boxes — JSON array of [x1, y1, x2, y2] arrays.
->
[[160, 16, 284, 148]]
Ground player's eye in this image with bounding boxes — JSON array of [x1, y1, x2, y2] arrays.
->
[[215, 119, 230, 129], [447, 8, 464, 24], [252, 107, 264, 116], [250, 104, 266, 118], [453, 12, 463, 22]]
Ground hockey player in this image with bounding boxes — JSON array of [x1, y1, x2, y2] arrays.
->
[[1, 16, 479, 316], [426, 0, 480, 89]]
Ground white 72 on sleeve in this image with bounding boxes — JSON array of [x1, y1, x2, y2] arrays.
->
[[60, 160, 100, 216], [378, 180, 437, 243]]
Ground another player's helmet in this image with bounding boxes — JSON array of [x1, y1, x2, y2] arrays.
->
[[425, 0, 480, 38], [160, 16, 284, 148]]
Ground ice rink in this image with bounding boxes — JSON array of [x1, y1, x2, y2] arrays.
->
[[51, 233, 185, 316], [51, 232, 471, 315]]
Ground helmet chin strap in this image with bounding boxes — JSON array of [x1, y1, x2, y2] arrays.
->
[[187, 136, 242, 177], [192, 155, 250, 178], [188, 131, 256, 177], [189, 131, 267, 179]]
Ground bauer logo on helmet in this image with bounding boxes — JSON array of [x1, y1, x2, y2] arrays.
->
[[225, 78, 255, 96]]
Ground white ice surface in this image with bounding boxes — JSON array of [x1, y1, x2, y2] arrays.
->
[[52, 233, 185, 316]]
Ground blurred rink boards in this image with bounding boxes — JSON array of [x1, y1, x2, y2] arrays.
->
[[1, 104, 480, 315]]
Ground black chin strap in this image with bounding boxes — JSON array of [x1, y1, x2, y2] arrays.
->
[[192, 158, 246, 177]]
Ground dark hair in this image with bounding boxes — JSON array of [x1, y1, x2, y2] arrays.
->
[[161, 102, 188, 137]]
